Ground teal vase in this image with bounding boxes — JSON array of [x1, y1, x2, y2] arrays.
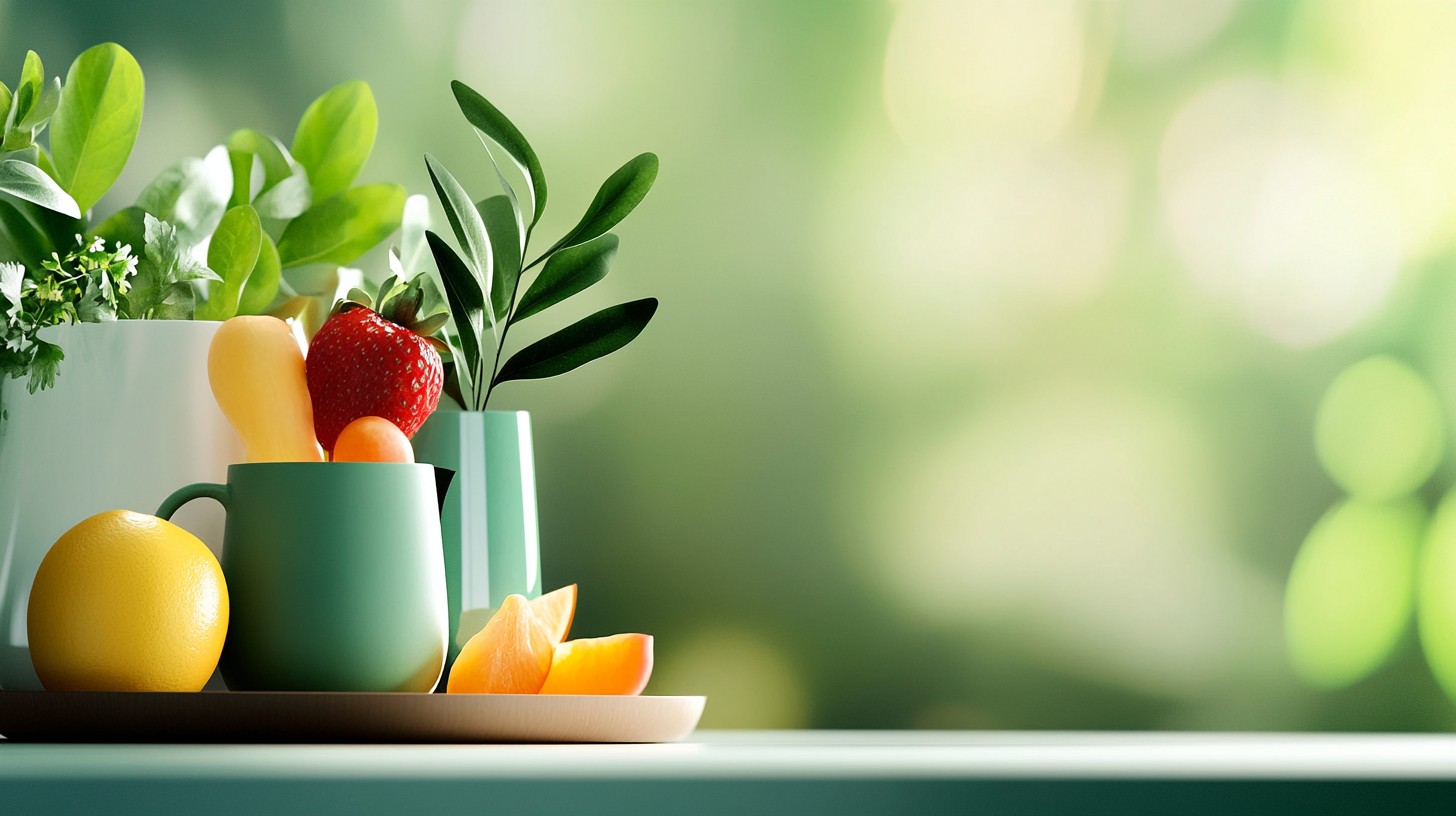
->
[[411, 410, 543, 681]]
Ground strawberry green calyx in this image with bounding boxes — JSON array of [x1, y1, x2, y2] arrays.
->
[[307, 274, 447, 451]]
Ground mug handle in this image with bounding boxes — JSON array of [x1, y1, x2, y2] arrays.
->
[[156, 482, 231, 521]]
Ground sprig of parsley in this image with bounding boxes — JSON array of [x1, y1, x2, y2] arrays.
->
[[0, 235, 137, 393], [125, 214, 219, 320], [0, 215, 220, 394]]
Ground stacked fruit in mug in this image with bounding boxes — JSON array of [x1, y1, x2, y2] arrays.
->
[[210, 278, 445, 463]]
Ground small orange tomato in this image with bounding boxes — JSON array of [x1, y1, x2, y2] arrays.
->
[[331, 416, 415, 463]]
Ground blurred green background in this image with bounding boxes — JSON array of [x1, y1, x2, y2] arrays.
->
[[11, 0, 1456, 730]]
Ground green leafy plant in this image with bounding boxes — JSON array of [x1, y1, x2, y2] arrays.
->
[[135, 78, 405, 331], [423, 80, 659, 410], [0, 44, 405, 391]]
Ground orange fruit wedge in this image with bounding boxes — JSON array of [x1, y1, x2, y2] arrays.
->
[[539, 633, 654, 695], [457, 585, 576, 647], [530, 584, 576, 644], [446, 594, 553, 694]]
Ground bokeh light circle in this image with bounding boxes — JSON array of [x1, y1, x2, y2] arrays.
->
[[1314, 356, 1444, 501], [1292, 0, 1456, 258], [1159, 77, 1403, 348], [882, 0, 1088, 150], [1284, 498, 1422, 689], [1419, 488, 1456, 703]]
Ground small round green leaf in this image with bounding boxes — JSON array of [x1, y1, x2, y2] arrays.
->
[[237, 233, 281, 316], [276, 183, 405, 268], [291, 80, 377, 202], [49, 43, 144, 213], [198, 205, 263, 320]]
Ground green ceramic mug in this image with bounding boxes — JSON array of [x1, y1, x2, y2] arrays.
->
[[157, 463, 447, 692]]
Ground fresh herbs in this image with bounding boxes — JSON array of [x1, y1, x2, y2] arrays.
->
[[127, 215, 221, 320], [423, 80, 659, 411], [0, 43, 404, 391], [0, 214, 234, 392], [0, 235, 136, 393]]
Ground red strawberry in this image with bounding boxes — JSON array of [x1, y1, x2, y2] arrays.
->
[[306, 278, 448, 452]]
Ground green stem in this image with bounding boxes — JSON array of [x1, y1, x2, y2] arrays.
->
[[519, 250, 550, 274], [481, 237, 543, 409]]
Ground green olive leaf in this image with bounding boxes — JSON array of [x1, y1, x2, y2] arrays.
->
[[550, 153, 657, 255], [427, 229, 487, 405], [513, 233, 616, 324], [477, 194, 521, 322], [494, 297, 656, 385], [451, 80, 546, 231], [424, 153, 492, 302]]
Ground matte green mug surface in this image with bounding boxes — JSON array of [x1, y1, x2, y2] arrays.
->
[[157, 463, 448, 692]]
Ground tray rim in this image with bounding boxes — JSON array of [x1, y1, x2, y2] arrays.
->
[[0, 689, 707, 744]]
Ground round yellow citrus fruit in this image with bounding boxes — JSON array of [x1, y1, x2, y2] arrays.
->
[[27, 510, 229, 692]]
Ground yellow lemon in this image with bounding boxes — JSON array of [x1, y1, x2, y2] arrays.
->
[[27, 510, 229, 691]]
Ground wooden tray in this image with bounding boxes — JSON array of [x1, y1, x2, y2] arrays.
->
[[0, 690, 705, 743]]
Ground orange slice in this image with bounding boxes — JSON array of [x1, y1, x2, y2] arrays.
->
[[446, 594, 553, 694], [530, 584, 576, 644], [538, 633, 653, 695]]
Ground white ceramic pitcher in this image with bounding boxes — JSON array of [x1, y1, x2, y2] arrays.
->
[[0, 321, 241, 689]]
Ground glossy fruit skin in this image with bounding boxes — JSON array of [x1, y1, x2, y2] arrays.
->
[[209, 316, 324, 462], [306, 308, 443, 452], [332, 416, 416, 463], [447, 594, 552, 694], [539, 633, 654, 695], [27, 510, 229, 692]]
